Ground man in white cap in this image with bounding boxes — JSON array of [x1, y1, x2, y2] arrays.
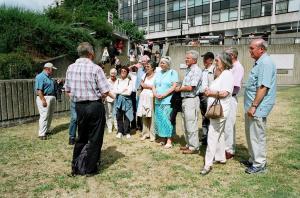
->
[[35, 62, 57, 140]]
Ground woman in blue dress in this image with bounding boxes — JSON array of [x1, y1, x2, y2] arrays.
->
[[153, 56, 179, 149]]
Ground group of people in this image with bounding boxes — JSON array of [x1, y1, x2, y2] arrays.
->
[[34, 38, 276, 177]]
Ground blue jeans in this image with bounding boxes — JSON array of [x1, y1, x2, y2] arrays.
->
[[69, 101, 77, 138]]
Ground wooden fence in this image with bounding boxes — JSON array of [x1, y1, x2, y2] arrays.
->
[[0, 79, 70, 127]]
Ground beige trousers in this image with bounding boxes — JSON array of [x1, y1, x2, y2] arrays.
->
[[245, 114, 267, 168], [105, 102, 118, 133], [36, 96, 56, 137]]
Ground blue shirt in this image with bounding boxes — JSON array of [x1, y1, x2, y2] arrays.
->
[[35, 71, 55, 95], [135, 66, 146, 91], [154, 69, 178, 104], [244, 53, 277, 117]]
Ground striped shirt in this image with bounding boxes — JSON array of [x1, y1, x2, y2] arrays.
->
[[64, 58, 110, 102]]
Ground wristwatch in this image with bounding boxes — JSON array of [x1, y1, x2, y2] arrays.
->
[[251, 103, 258, 108]]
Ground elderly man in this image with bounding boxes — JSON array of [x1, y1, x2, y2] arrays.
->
[[64, 42, 110, 176], [134, 55, 150, 131], [199, 52, 215, 145], [243, 39, 276, 174], [224, 47, 244, 159], [35, 62, 57, 140], [175, 50, 202, 154]]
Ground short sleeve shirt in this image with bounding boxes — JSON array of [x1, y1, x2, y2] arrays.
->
[[181, 64, 202, 97], [154, 69, 178, 104], [244, 53, 277, 117], [35, 71, 55, 95]]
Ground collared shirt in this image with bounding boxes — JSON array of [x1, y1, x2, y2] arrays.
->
[[200, 64, 215, 93], [231, 60, 244, 89], [35, 71, 55, 95], [64, 58, 110, 102], [244, 53, 277, 117], [114, 77, 133, 96], [181, 64, 202, 98], [135, 66, 145, 91]]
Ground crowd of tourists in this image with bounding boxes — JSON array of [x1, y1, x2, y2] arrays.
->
[[34, 38, 276, 177]]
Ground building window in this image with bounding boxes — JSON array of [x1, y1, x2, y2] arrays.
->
[[276, 0, 288, 14], [288, 0, 300, 12], [240, 0, 272, 19]]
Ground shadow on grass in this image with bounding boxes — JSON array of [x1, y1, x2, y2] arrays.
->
[[100, 146, 125, 171], [233, 144, 249, 162], [50, 123, 69, 135]]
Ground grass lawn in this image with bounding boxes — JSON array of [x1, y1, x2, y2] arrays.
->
[[0, 87, 299, 197]]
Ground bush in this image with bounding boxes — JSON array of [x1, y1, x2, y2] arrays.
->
[[0, 7, 96, 58], [0, 53, 35, 79]]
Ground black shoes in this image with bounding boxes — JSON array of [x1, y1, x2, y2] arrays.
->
[[39, 136, 47, 140], [69, 137, 75, 145], [240, 160, 253, 168]]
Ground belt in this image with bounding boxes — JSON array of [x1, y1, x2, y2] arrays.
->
[[183, 96, 196, 99], [232, 94, 237, 97], [40, 94, 55, 96], [76, 99, 102, 104]]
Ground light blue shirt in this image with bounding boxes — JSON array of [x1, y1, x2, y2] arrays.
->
[[35, 71, 55, 95], [135, 66, 145, 91], [244, 53, 277, 117], [154, 69, 178, 104]]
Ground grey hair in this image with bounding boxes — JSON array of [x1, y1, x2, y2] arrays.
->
[[251, 39, 268, 51], [186, 50, 199, 61], [110, 68, 117, 75], [217, 52, 233, 70], [160, 56, 172, 68], [225, 47, 238, 58], [77, 42, 94, 57]]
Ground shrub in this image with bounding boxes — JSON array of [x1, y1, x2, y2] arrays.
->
[[0, 52, 35, 79]]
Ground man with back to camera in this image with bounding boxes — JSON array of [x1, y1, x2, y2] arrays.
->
[[64, 42, 110, 176], [35, 62, 57, 140], [243, 39, 276, 174]]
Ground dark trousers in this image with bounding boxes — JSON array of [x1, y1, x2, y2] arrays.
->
[[130, 92, 137, 129], [132, 92, 143, 130], [199, 93, 210, 144], [72, 100, 105, 175], [116, 109, 130, 135]]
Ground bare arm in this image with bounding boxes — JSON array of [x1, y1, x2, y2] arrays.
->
[[247, 85, 268, 117], [204, 89, 229, 99], [37, 90, 47, 107]]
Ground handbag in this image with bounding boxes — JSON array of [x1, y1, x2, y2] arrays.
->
[[205, 98, 224, 119]]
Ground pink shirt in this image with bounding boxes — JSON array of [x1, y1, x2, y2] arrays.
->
[[231, 60, 244, 88]]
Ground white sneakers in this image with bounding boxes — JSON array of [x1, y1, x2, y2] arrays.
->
[[116, 133, 122, 139], [116, 133, 131, 139]]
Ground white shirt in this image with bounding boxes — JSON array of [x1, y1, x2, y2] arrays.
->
[[129, 72, 137, 92], [114, 77, 133, 96], [207, 70, 234, 118], [201, 64, 215, 93], [106, 78, 117, 103]]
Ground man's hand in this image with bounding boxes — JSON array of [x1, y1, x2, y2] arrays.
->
[[247, 106, 256, 117], [174, 86, 181, 92], [42, 99, 47, 107]]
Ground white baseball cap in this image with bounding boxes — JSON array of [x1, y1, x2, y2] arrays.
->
[[44, 62, 57, 70]]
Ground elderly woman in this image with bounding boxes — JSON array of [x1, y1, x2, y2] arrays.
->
[[200, 52, 234, 175], [153, 56, 178, 149], [137, 61, 156, 141], [105, 68, 118, 133], [114, 66, 134, 139]]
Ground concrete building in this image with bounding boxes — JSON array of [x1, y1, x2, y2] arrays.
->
[[118, 0, 300, 43]]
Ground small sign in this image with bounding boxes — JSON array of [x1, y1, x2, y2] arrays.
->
[[180, 63, 187, 69], [108, 12, 113, 25]]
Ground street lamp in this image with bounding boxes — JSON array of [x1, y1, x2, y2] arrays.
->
[[181, 22, 189, 45]]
